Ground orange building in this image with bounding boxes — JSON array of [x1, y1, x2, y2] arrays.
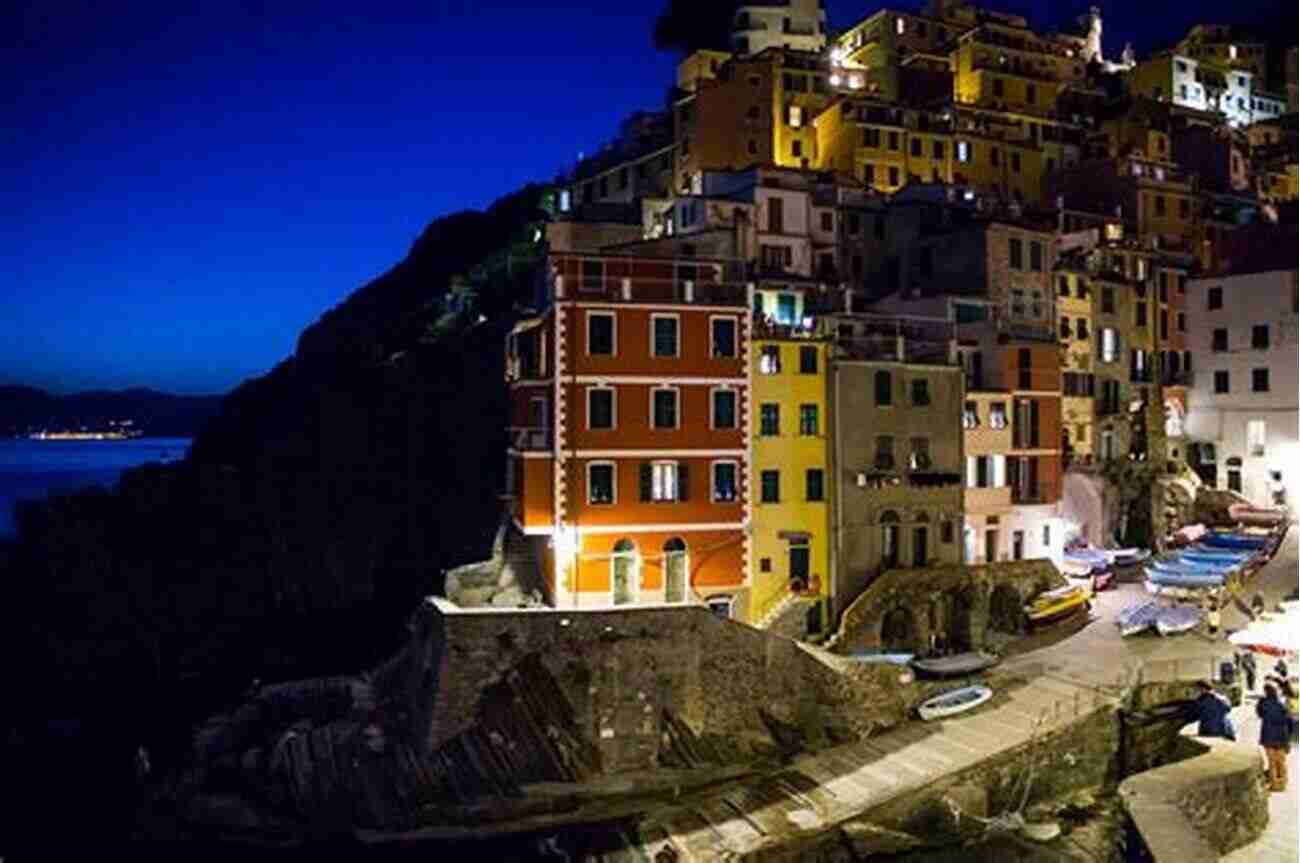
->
[[505, 252, 754, 615]]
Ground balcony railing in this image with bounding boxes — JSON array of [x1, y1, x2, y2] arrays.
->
[[508, 426, 551, 452], [562, 276, 749, 307], [1012, 488, 1049, 504]]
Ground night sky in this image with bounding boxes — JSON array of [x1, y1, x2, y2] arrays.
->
[[3, 0, 1285, 395]]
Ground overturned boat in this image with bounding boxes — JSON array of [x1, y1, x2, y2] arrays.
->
[[911, 650, 1001, 677], [918, 684, 994, 721], [1024, 584, 1089, 627], [1117, 601, 1161, 637], [1155, 605, 1202, 636]]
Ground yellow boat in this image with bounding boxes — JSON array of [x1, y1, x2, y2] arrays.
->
[[1023, 584, 1089, 626]]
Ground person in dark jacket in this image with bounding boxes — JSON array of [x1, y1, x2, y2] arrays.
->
[[1192, 681, 1235, 739], [1257, 683, 1291, 792]]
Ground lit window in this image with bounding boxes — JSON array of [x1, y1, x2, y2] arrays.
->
[[989, 403, 1008, 429], [963, 401, 979, 429], [651, 462, 679, 502], [588, 463, 615, 505], [712, 462, 738, 502], [956, 140, 970, 163], [760, 345, 781, 374], [1101, 328, 1118, 363]]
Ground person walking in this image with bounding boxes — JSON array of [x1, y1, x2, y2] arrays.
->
[[1191, 681, 1236, 740], [1257, 683, 1291, 792]]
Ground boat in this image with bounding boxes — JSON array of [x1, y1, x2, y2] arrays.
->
[[1228, 503, 1286, 527], [917, 684, 994, 720], [847, 651, 914, 666], [1117, 601, 1160, 637], [1064, 549, 1109, 570], [1145, 582, 1207, 600], [1172, 524, 1208, 546], [1024, 584, 1089, 626], [1155, 605, 1202, 636], [1059, 558, 1095, 578], [1144, 568, 1226, 589], [1150, 559, 1237, 577], [1182, 547, 1252, 563], [1106, 548, 1151, 566], [1202, 533, 1268, 550], [911, 651, 1000, 677]]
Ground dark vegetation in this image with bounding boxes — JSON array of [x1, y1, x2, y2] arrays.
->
[[0, 386, 223, 437], [1, 184, 551, 856]]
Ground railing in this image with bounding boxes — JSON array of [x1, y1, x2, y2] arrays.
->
[[753, 318, 822, 340], [1012, 488, 1049, 504], [507, 426, 551, 452], [563, 276, 749, 306]]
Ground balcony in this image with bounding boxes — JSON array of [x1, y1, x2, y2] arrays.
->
[[1012, 487, 1049, 505], [965, 485, 1012, 511], [564, 275, 748, 307], [855, 470, 963, 490], [753, 316, 822, 340], [508, 426, 552, 452]]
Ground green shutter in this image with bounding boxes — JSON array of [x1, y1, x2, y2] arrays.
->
[[677, 463, 690, 502], [640, 462, 653, 502]]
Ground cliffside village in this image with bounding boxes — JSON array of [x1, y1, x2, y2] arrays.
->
[[455, 0, 1300, 640]]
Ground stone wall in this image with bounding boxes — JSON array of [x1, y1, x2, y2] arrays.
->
[[421, 599, 917, 773], [829, 559, 1066, 654]]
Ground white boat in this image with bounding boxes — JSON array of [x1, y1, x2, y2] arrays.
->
[[918, 684, 994, 720], [1106, 548, 1150, 566], [1155, 605, 1202, 636], [1116, 601, 1160, 637], [911, 651, 1000, 677]]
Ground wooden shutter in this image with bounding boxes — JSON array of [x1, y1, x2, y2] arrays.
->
[[677, 463, 690, 502], [640, 462, 653, 502], [1029, 399, 1040, 447]]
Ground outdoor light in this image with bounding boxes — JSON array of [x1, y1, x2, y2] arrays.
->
[[830, 73, 842, 86]]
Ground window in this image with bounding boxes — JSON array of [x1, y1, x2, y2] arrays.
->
[[791, 139, 803, 158], [1208, 287, 1223, 310], [1212, 328, 1228, 352], [759, 557, 771, 573], [767, 197, 784, 233], [963, 401, 979, 429], [941, 520, 954, 544], [881, 512, 900, 568], [875, 370, 893, 406], [760, 470, 780, 503], [1227, 465, 1243, 493], [909, 437, 931, 471], [1177, 312, 1186, 332], [1076, 318, 1088, 340], [820, 211, 833, 232], [712, 461, 738, 502], [933, 140, 944, 159], [799, 404, 819, 436], [581, 259, 604, 291], [799, 346, 818, 374], [1059, 316, 1071, 339], [1059, 275, 1070, 297], [862, 163, 875, 185], [588, 463, 615, 504], [991, 146, 1000, 166], [588, 312, 615, 355], [911, 136, 922, 157], [1029, 241, 1042, 271], [652, 388, 679, 428], [1012, 151, 1022, 174], [1160, 310, 1168, 340], [956, 140, 970, 162], [1252, 368, 1270, 392], [1214, 370, 1230, 393], [650, 461, 684, 502], [888, 131, 899, 150], [1252, 325, 1270, 349], [1154, 195, 1166, 217], [712, 389, 737, 429], [989, 402, 1008, 429], [1100, 327, 1118, 363], [1135, 302, 1147, 327], [1101, 287, 1115, 314], [875, 435, 895, 470], [588, 388, 615, 430], [1009, 238, 1023, 270], [760, 403, 780, 436], [888, 166, 900, 186], [711, 317, 737, 357], [1042, 524, 1051, 548], [1247, 420, 1267, 456], [910, 378, 930, 406], [805, 469, 825, 502], [759, 345, 781, 374], [993, 78, 1004, 98], [652, 315, 679, 357]]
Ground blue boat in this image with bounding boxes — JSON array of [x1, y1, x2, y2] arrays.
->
[[1145, 567, 1226, 589], [1116, 601, 1160, 636], [1203, 533, 1268, 550], [1183, 547, 1252, 563], [1153, 558, 1238, 575], [1155, 605, 1202, 636]]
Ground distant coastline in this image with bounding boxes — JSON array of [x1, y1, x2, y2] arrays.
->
[[0, 385, 222, 440]]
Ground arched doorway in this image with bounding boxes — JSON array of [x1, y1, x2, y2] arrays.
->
[[611, 539, 639, 605], [988, 584, 1023, 634], [947, 589, 973, 651], [880, 605, 916, 652], [912, 512, 930, 568], [663, 538, 687, 603]]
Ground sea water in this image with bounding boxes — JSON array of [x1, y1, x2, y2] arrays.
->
[[0, 437, 190, 537]]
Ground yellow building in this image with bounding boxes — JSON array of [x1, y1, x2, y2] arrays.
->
[[814, 97, 955, 192], [748, 286, 832, 631], [1055, 266, 1094, 461]]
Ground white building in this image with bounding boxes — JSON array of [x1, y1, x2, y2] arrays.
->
[[1133, 53, 1284, 128], [731, 0, 827, 57], [1184, 268, 1300, 508]]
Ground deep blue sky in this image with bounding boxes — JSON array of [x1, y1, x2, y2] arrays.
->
[[2, 0, 1277, 394]]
